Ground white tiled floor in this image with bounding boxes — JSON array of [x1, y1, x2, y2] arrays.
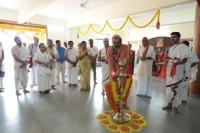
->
[[0, 67, 200, 133]]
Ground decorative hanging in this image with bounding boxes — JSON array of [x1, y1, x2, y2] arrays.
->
[[77, 9, 160, 37]]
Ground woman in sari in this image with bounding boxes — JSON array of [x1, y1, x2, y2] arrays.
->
[[77, 41, 93, 91], [34, 43, 52, 94]]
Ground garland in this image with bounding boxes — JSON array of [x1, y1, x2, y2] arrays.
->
[[104, 78, 133, 112], [77, 9, 160, 37]]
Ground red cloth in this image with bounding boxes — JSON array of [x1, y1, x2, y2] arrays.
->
[[126, 50, 135, 75], [159, 53, 167, 78], [106, 44, 129, 81], [170, 64, 176, 78]]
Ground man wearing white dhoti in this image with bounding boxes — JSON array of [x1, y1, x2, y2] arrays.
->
[[181, 41, 199, 103], [55, 40, 66, 84], [11, 36, 30, 96], [89, 39, 98, 84], [98, 38, 110, 95], [136, 37, 155, 98], [34, 43, 52, 94], [46, 39, 57, 89], [65, 41, 78, 86], [162, 32, 191, 113], [28, 37, 39, 88]]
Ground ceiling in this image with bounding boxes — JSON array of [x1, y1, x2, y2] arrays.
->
[[0, 0, 195, 26]]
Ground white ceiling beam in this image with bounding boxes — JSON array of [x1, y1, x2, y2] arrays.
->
[[17, 0, 56, 23]]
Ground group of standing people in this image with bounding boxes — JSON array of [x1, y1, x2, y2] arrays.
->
[[9, 36, 108, 95], [136, 32, 199, 113], [1, 32, 199, 115], [162, 32, 199, 113], [7, 35, 136, 96]]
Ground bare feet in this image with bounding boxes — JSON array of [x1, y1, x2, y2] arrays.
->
[[23, 89, 30, 94], [173, 107, 179, 114], [16, 91, 21, 96], [38, 91, 44, 94], [101, 90, 105, 96], [51, 85, 56, 90], [0, 89, 4, 93], [162, 103, 172, 111], [72, 84, 77, 87], [182, 100, 187, 104], [44, 89, 51, 94]]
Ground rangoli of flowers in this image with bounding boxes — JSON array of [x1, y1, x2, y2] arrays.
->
[[96, 111, 148, 133]]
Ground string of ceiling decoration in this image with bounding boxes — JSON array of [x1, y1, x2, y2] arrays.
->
[[77, 9, 160, 37]]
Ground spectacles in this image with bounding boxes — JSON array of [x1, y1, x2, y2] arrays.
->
[[113, 42, 120, 45]]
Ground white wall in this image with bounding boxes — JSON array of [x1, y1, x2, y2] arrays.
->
[[68, 25, 103, 47], [0, 8, 67, 44], [126, 22, 194, 42], [0, 8, 17, 21], [29, 15, 67, 43]]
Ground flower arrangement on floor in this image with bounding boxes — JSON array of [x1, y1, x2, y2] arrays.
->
[[96, 111, 148, 133]]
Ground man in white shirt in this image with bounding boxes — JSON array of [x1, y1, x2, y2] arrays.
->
[[28, 37, 39, 88], [162, 32, 191, 113], [11, 36, 30, 96], [46, 39, 57, 89], [65, 41, 78, 86], [89, 39, 98, 84], [98, 38, 110, 95], [181, 41, 199, 103], [136, 37, 155, 98]]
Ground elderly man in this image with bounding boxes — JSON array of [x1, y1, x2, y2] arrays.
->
[[98, 38, 110, 95], [46, 39, 57, 89], [28, 36, 39, 88], [106, 34, 129, 81], [136, 37, 155, 98], [11, 36, 30, 96], [162, 32, 191, 113]]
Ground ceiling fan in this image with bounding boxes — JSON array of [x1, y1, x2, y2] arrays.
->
[[80, 0, 91, 9]]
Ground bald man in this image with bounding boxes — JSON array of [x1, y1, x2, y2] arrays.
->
[[106, 34, 129, 81], [98, 38, 110, 95], [136, 37, 155, 98]]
